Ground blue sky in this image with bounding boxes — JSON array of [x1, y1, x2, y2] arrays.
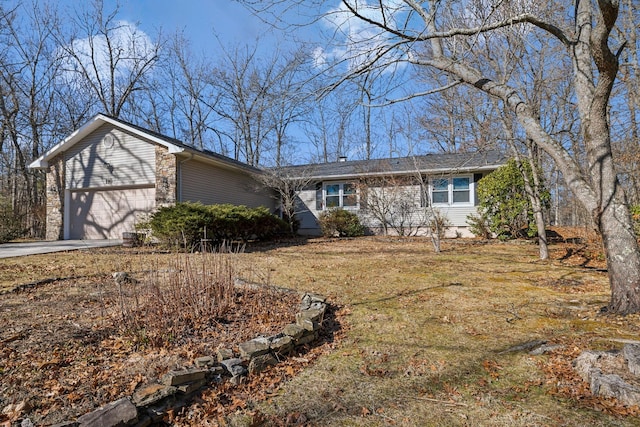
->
[[115, 1, 270, 50]]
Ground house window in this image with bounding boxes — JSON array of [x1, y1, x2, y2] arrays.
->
[[322, 182, 358, 209], [343, 183, 358, 207], [431, 178, 449, 204], [453, 177, 470, 203], [431, 176, 472, 206]]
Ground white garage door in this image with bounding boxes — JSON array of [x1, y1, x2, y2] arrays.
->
[[68, 187, 156, 239]]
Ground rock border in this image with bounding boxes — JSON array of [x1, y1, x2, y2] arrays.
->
[[573, 344, 640, 407], [14, 288, 328, 427]]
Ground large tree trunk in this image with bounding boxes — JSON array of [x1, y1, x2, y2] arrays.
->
[[532, 203, 549, 260], [600, 193, 640, 314]]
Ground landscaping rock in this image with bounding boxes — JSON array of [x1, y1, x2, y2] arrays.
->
[[209, 366, 225, 376], [161, 368, 208, 386], [220, 358, 247, 377], [296, 307, 325, 324], [195, 356, 216, 368], [295, 331, 317, 346], [296, 317, 319, 332], [132, 384, 177, 407], [623, 344, 640, 376], [248, 353, 278, 375], [269, 334, 294, 356], [239, 337, 270, 359], [77, 397, 138, 427], [216, 347, 234, 362], [574, 348, 640, 406], [589, 371, 640, 407], [283, 323, 305, 339], [573, 350, 624, 382], [144, 396, 187, 423], [176, 378, 207, 395], [300, 293, 326, 310]]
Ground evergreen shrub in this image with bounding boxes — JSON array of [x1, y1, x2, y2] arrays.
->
[[144, 202, 287, 249], [318, 208, 365, 238]]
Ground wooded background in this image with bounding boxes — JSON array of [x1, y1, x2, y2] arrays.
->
[[1, 0, 638, 241]]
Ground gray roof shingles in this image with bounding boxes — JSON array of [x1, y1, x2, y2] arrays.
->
[[277, 151, 507, 179]]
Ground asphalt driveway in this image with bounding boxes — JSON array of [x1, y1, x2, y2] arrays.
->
[[0, 240, 122, 259]]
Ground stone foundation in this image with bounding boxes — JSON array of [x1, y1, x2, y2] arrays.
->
[[155, 145, 176, 206], [45, 155, 65, 240]]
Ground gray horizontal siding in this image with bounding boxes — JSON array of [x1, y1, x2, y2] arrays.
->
[[296, 182, 479, 234], [180, 158, 275, 209], [65, 124, 155, 189]]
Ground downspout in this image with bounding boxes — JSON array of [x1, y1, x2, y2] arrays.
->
[[177, 153, 194, 202]]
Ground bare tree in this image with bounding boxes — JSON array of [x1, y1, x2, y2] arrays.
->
[[208, 41, 308, 166], [55, 0, 161, 119], [611, 0, 640, 204], [264, 49, 310, 166], [156, 32, 219, 150], [244, 0, 640, 314], [253, 167, 315, 234], [0, 1, 62, 238], [303, 82, 358, 162]]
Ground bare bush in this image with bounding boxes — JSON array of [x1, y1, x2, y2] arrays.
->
[[109, 250, 239, 347]]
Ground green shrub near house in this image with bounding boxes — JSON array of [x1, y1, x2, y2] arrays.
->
[[319, 208, 365, 238], [469, 159, 550, 240], [144, 202, 287, 249]]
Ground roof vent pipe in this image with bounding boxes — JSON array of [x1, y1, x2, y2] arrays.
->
[[338, 156, 347, 162]]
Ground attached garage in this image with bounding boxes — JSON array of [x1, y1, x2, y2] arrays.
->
[[29, 114, 276, 241], [68, 187, 156, 239]]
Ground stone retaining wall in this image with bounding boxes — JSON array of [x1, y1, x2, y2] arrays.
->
[[31, 292, 328, 427]]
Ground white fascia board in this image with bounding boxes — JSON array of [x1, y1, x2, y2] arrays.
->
[[291, 164, 502, 181], [97, 115, 185, 153], [28, 116, 105, 169], [28, 114, 185, 169]]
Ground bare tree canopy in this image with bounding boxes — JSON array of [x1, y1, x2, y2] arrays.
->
[[242, 0, 640, 314]]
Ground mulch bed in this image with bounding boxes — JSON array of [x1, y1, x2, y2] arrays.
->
[[0, 272, 306, 426]]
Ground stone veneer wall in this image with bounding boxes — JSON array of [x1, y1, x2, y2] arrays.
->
[[155, 145, 177, 206], [45, 155, 65, 241]]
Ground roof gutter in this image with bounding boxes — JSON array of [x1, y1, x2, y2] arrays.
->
[[285, 164, 503, 181]]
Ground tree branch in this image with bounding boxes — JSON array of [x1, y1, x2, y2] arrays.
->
[[341, 1, 573, 46]]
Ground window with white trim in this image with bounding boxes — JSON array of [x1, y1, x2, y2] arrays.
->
[[319, 182, 358, 209], [430, 176, 472, 206]]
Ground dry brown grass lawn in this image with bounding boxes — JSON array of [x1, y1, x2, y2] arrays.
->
[[231, 235, 638, 426], [1, 231, 639, 426]]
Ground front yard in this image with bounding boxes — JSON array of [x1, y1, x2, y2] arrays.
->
[[1, 231, 639, 425]]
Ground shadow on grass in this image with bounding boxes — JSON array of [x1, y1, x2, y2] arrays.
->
[[351, 281, 464, 307]]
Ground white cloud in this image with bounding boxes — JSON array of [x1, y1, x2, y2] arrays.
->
[[312, 46, 328, 68], [318, 0, 409, 73], [59, 20, 157, 88]]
